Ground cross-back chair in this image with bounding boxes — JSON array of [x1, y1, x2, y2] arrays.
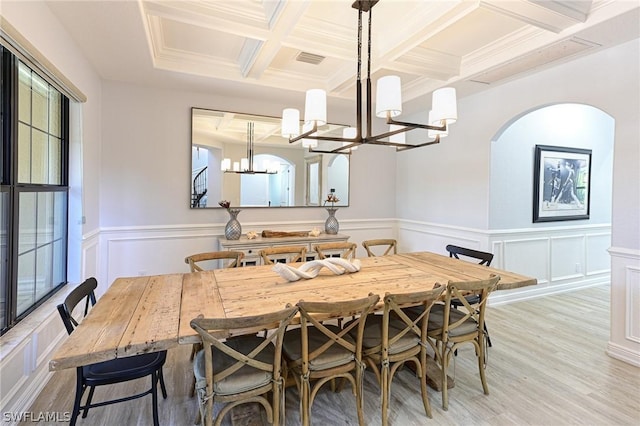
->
[[190, 306, 299, 426], [259, 245, 308, 265], [57, 277, 168, 426], [282, 294, 380, 426], [185, 250, 244, 271], [362, 239, 397, 257], [351, 286, 445, 425], [446, 244, 495, 348], [313, 242, 358, 260], [426, 275, 500, 410]]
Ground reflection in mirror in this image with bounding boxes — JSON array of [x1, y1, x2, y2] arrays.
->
[[191, 108, 350, 208]]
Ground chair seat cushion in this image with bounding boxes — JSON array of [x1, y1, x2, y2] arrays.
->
[[193, 335, 273, 396], [348, 315, 419, 355], [283, 325, 355, 371], [427, 304, 479, 337], [83, 351, 166, 384]]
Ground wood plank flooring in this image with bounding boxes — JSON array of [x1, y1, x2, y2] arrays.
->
[[21, 286, 640, 425]]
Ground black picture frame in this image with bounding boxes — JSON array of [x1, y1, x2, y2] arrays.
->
[[533, 145, 592, 223]]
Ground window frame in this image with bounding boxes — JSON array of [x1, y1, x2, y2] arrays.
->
[[1, 45, 70, 334]]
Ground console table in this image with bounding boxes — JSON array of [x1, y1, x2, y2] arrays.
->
[[218, 233, 350, 266]]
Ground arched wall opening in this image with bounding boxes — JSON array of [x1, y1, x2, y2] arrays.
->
[[489, 103, 614, 230]]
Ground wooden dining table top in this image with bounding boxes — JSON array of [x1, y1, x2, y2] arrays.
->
[[49, 251, 536, 371]]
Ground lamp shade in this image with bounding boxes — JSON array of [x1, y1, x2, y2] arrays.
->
[[376, 75, 402, 118], [221, 158, 231, 171], [304, 89, 327, 125], [342, 127, 358, 150], [431, 87, 457, 125], [301, 122, 318, 148], [281, 108, 300, 138], [428, 110, 448, 139], [240, 158, 249, 171], [389, 124, 405, 144]]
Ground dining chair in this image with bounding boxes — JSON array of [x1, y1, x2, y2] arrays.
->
[[259, 245, 308, 265], [446, 244, 494, 349], [362, 239, 397, 257], [282, 294, 380, 426], [57, 277, 168, 426], [425, 275, 500, 410], [445, 244, 493, 266], [185, 250, 246, 396], [190, 306, 299, 426], [313, 242, 357, 260], [185, 250, 244, 271], [350, 286, 445, 425]]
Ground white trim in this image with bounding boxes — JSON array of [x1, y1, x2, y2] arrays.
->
[[606, 341, 640, 367]]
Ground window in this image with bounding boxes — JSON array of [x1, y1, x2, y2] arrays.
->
[[1, 45, 69, 334]]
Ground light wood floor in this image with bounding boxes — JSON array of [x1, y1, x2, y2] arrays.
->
[[23, 285, 640, 425]]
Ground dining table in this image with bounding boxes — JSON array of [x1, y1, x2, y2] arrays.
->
[[49, 251, 537, 373]]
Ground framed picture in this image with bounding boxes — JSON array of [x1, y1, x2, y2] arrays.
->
[[533, 145, 591, 222]]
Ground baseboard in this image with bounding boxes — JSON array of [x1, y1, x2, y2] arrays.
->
[[606, 341, 640, 367]]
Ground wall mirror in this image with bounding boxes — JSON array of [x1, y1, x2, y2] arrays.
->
[[191, 108, 350, 209]]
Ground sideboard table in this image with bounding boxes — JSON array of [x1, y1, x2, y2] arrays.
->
[[219, 233, 350, 266]]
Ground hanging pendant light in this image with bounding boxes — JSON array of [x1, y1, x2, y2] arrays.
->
[[281, 0, 457, 153], [221, 122, 277, 174]]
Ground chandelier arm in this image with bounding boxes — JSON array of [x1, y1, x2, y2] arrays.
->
[[395, 137, 441, 152], [386, 116, 447, 132], [287, 121, 318, 144], [309, 147, 354, 155]]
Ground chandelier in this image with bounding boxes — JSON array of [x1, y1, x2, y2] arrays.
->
[[281, 0, 457, 153], [221, 122, 278, 174]]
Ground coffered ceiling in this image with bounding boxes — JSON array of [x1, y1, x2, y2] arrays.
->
[[45, 0, 639, 113]]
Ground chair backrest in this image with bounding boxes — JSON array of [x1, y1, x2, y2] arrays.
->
[[57, 277, 98, 335], [190, 306, 299, 391], [259, 245, 307, 265], [362, 239, 397, 257], [439, 275, 500, 341], [313, 242, 357, 260], [292, 294, 380, 372], [378, 286, 445, 356], [445, 244, 493, 266], [185, 251, 245, 272]]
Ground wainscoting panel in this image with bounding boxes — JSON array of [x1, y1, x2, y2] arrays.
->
[[550, 235, 585, 281], [398, 220, 611, 304], [625, 266, 640, 343], [587, 233, 613, 276], [607, 247, 640, 366]]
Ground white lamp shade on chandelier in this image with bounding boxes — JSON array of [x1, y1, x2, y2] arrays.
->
[[431, 87, 457, 125], [281, 108, 300, 138], [376, 75, 403, 118], [304, 89, 327, 125], [220, 158, 231, 171]]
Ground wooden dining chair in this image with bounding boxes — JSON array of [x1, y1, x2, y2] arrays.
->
[[313, 242, 357, 260], [362, 239, 397, 257], [350, 286, 445, 425], [446, 244, 494, 349], [190, 306, 298, 426], [282, 294, 380, 426], [425, 275, 500, 410], [259, 245, 308, 265], [57, 277, 168, 426], [185, 250, 244, 271]]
